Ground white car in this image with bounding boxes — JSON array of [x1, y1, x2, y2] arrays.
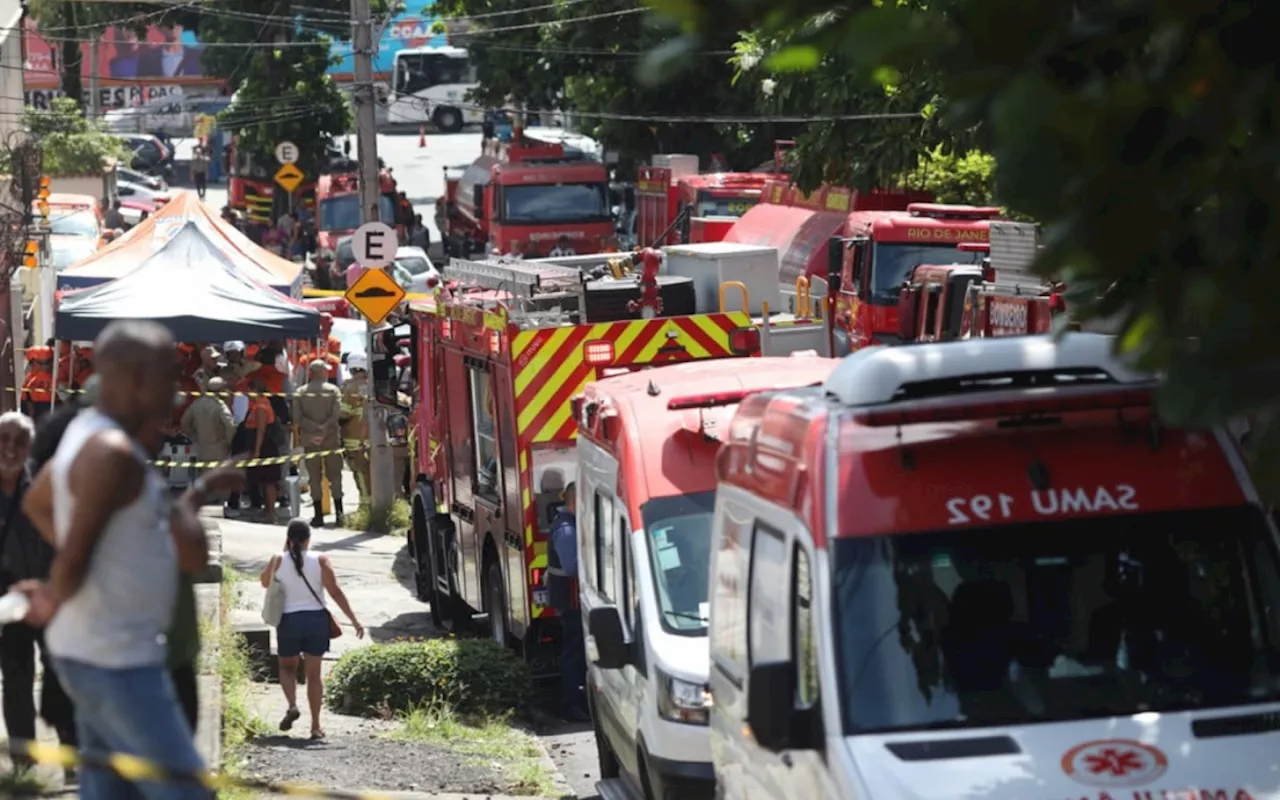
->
[[118, 180, 172, 207], [393, 246, 440, 293]]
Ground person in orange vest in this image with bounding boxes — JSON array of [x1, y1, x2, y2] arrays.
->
[[21, 346, 55, 421], [325, 337, 342, 385]]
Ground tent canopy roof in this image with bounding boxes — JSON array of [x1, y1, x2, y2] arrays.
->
[[56, 221, 320, 343]]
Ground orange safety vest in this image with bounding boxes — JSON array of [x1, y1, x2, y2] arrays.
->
[[326, 353, 340, 380], [22, 369, 53, 404]]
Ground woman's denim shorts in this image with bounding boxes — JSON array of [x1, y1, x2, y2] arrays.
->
[[277, 609, 330, 658]]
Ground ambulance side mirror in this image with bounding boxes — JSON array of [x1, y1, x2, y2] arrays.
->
[[747, 660, 820, 753], [587, 606, 629, 670]]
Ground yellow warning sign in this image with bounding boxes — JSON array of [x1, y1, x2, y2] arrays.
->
[[345, 267, 406, 326], [274, 163, 305, 194]]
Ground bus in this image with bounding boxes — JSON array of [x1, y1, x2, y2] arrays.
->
[[387, 45, 482, 133]]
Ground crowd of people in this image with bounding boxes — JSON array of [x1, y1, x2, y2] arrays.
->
[[2, 319, 367, 796]]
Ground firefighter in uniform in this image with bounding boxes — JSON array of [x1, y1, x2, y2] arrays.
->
[[21, 346, 55, 421], [339, 352, 371, 500], [546, 483, 588, 721], [292, 359, 345, 527]]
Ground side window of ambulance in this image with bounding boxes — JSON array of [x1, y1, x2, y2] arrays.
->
[[793, 545, 819, 708], [748, 522, 789, 665], [594, 492, 616, 601], [619, 510, 636, 630], [710, 507, 751, 681]]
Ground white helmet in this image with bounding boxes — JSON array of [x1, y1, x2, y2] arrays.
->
[[347, 352, 369, 372]]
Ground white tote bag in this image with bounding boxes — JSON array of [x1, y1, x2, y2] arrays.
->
[[262, 569, 285, 627]]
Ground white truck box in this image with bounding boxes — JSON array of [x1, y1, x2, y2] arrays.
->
[[663, 241, 782, 316]]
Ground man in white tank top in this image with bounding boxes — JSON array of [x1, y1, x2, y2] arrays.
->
[[15, 321, 245, 800]]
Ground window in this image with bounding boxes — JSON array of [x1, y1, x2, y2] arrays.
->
[[500, 183, 610, 225], [711, 508, 752, 678], [48, 209, 100, 238], [694, 190, 758, 218], [827, 506, 1280, 735], [748, 522, 789, 665], [468, 368, 499, 499], [319, 194, 397, 232], [620, 510, 636, 630], [793, 545, 819, 708], [594, 492, 616, 599], [869, 242, 983, 305], [642, 491, 715, 635]]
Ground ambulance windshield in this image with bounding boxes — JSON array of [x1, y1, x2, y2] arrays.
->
[[830, 506, 1280, 734], [642, 491, 715, 636], [871, 243, 983, 305]]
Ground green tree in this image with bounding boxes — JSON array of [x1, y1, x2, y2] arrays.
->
[[432, 0, 790, 171], [0, 98, 130, 175], [895, 147, 997, 206], [658, 0, 1280, 490], [26, 0, 153, 107]]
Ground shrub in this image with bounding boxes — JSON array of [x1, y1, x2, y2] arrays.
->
[[324, 638, 533, 717]]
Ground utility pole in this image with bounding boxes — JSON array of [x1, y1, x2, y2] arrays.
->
[[351, 0, 395, 531], [88, 38, 100, 120]]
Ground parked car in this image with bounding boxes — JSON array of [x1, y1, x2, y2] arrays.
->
[[116, 165, 166, 192], [392, 246, 441, 293], [118, 180, 172, 208], [119, 133, 173, 178], [119, 197, 160, 228]]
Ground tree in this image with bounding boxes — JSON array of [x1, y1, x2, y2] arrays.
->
[[0, 98, 131, 175], [895, 147, 997, 206], [431, 0, 791, 171], [659, 0, 1280, 491], [26, 0, 153, 107]]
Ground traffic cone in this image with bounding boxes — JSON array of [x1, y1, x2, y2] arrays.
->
[[419, 124, 426, 148], [320, 463, 332, 516]]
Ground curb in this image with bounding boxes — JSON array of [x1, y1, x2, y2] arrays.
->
[[196, 518, 224, 772]]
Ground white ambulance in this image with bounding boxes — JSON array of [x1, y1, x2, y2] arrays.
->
[[707, 334, 1280, 800]]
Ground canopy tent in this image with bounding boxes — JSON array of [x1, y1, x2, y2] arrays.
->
[[57, 192, 304, 296], [56, 221, 320, 342], [722, 203, 849, 285]]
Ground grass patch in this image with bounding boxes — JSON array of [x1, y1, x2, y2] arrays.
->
[[388, 702, 557, 797], [0, 768, 47, 797], [217, 567, 269, 800], [345, 497, 411, 535]]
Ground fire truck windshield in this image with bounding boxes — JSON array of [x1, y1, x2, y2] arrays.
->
[[501, 183, 609, 225], [319, 194, 396, 232], [828, 505, 1280, 735], [871, 242, 983, 305], [642, 491, 715, 636], [694, 191, 757, 218]]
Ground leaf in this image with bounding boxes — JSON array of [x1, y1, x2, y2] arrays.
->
[[766, 45, 821, 73]]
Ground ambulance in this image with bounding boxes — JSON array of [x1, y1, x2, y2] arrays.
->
[[574, 357, 837, 800], [708, 333, 1280, 800]]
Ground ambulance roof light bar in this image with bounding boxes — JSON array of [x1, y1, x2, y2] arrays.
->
[[823, 333, 1153, 407]]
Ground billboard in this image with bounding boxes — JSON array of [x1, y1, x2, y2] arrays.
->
[[328, 14, 447, 79]]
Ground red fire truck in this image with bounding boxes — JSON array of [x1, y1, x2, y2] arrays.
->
[[435, 132, 614, 260], [314, 169, 404, 288], [405, 252, 766, 675], [227, 136, 315, 226], [831, 203, 1006, 351], [635, 156, 771, 248]]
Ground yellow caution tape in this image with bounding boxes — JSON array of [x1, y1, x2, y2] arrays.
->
[[9, 739, 401, 799], [152, 445, 363, 469]]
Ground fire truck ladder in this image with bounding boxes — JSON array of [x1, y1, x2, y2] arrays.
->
[[448, 257, 585, 295]]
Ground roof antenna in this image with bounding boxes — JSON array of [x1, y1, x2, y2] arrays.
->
[[647, 379, 661, 396]]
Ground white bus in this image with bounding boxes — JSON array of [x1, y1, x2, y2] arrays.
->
[[387, 45, 482, 133]]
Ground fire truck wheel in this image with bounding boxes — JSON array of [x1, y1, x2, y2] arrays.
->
[[486, 561, 507, 646]]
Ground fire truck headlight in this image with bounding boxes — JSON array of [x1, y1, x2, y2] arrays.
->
[[656, 667, 711, 726]]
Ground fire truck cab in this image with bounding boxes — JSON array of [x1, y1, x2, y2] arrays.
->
[[437, 133, 613, 260], [636, 156, 769, 248], [315, 169, 403, 286], [407, 251, 769, 676], [709, 333, 1280, 800], [227, 137, 316, 226], [576, 357, 837, 800], [833, 203, 1004, 352]]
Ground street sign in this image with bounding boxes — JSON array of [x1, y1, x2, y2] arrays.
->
[[351, 221, 398, 267], [345, 267, 407, 326], [274, 163, 304, 194], [275, 141, 299, 165]]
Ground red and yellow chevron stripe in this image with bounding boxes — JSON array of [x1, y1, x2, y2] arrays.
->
[[511, 312, 752, 447]]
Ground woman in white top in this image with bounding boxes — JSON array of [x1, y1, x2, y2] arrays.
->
[[259, 519, 363, 739]]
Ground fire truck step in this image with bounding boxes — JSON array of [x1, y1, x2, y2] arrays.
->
[[596, 777, 642, 800]]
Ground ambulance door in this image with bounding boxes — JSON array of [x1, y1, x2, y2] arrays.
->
[[614, 498, 643, 754]]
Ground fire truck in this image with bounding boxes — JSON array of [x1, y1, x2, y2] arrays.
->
[[706, 334, 1280, 800], [435, 132, 613, 260], [635, 155, 771, 248], [405, 251, 774, 675], [314, 168, 404, 288], [830, 202, 1006, 351], [227, 136, 315, 226], [893, 221, 1059, 342]]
